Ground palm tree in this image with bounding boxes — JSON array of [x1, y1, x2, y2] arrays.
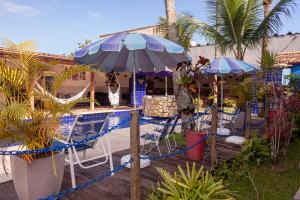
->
[[200, 0, 296, 60], [0, 40, 93, 161], [158, 13, 201, 52], [164, 0, 178, 42]]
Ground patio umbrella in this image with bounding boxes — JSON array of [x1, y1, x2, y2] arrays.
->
[[75, 33, 189, 108], [205, 57, 259, 135]]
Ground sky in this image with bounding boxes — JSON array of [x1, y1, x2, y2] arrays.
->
[[0, 0, 299, 55]]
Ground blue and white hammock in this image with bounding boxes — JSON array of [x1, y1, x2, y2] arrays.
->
[[35, 82, 90, 104]]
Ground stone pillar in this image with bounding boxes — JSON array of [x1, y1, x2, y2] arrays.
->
[[143, 95, 177, 118]]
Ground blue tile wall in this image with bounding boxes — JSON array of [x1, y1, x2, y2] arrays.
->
[[265, 69, 283, 84], [129, 75, 146, 106]]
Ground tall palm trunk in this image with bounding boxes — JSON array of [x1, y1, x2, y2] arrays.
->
[[211, 0, 220, 168], [164, 0, 177, 42], [262, 0, 272, 133], [262, 0, 272, 56]]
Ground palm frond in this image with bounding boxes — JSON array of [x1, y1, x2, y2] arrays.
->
[[249, 0, 296, 48], [52, 65, 93, 93], [198, 21, 232, 54], [0, 60, 25, 89], [158, 13, 200, 51], [3, 39, 37, 52], [177, 14, 201, 51]]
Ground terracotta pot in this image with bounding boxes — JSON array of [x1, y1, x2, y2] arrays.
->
[[186, 130, 206, 161], [11, 153, 65, 200]]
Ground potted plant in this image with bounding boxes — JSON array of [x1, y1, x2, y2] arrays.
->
[[0, 41, 91, 200], [176, 56, 210, 161]]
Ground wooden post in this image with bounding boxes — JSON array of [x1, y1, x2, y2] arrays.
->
[[90, 72, 95, 111], [130, 111, 140, 200], [246, 101, 252, 139], [211, 75, 218, 168]]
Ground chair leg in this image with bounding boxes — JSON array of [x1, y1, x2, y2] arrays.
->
[[165, 137, 171, 154], [105, 137, 114, 176], [83, 149, 86, 160], [156, 142, 163, 158], [141, 137, 147, 155], [67, 147, 76, 188], [170, 134, 177, 150]]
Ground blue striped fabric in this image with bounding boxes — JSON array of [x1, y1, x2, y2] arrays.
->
[[205, 57, 259, 75], [75, 33, 185, 58]]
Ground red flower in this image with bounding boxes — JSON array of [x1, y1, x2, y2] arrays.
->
[[197, 56, 209, 66]]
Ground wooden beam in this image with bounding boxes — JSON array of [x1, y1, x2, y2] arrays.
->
[[90, 72, 95, 111], [246, 101, 252, 139], [211, 74, 218, 168], [130, 111, 140, 200]]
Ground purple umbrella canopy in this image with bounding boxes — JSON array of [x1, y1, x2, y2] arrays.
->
[[136, 70, 172, 77], [75, 33, 190, 73], [75, 33, 188, 108], [205, 57, 259, 75]]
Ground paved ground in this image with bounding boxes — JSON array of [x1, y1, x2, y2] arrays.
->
[[0, 138, 242, 200], [0, 122, 180, 184]]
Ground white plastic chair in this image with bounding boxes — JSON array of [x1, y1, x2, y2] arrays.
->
[[141, 116, 179, 158], [58, 114, 114, 188], [220, 108, 241, 132], [196, 107, 212, 133]]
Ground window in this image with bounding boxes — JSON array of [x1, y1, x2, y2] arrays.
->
[[44, 75, 54, 92]]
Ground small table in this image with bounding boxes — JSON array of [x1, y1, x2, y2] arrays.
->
[[120, 154, 151, 169], [217, 127, 230, 136]]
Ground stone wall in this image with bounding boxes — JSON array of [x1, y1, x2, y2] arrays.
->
[[143, 95, 177, 118]]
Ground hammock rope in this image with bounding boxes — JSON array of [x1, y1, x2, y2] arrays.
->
[[35, 82, 90, 104], [108, 72, 120, 106]]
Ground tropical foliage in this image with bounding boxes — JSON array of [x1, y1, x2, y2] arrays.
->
[[158, 13, 200, 51], [259, 50, 278, 72], [175, 57, 210, 133], [0, 41, 92, 161], [199, 0, 296, 60], [240, 134, 271, 165], [148, 163, 234, 200]]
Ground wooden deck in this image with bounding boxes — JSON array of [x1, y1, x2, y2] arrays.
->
[[0, 137, 242, 200]]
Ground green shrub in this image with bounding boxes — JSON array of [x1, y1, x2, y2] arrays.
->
[[148, 163, 235, 200], [240, 135, 271, 165]]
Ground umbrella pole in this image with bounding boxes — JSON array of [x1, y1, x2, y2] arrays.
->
[[220, 75, 223, 128], [165, 77, 168, 96], [133, 67, 137, 109]]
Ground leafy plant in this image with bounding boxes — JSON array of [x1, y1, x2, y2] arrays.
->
[[148, 163, 235, 200], [259, 50, 278, 72], [240, 134, 271, 165], [0, 40, 93, 162]]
